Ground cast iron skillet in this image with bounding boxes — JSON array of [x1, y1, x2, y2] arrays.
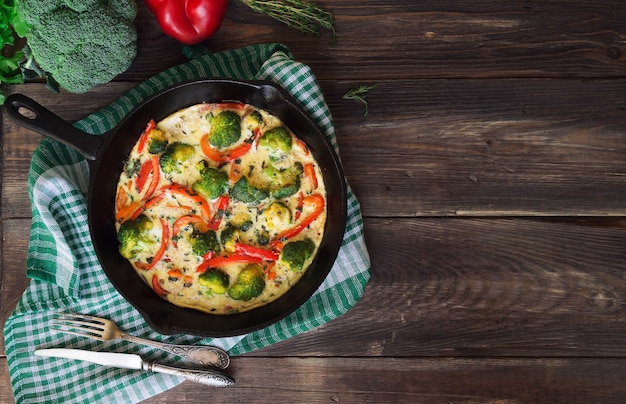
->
[[4, 79, 347, 337]]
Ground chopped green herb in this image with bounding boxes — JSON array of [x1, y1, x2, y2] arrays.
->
[[343, 84, 376, 117]]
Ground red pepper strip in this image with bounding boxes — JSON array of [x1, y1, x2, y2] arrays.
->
[[151, 274, 169, 297], [200, 134, 253, 163], [135, 218, 170, 271], [294, 137, 310, 155], [173, 214, 210, 237], [271, 193, 325, 247], [304, 163, 318, 189], [235, 242, 280, 262], [135, 155, 160, 199], [161, 184, 212, 221], [144, 155, 161, 200], [196, 254, 264, 273], [135, 159, 152, 192], [265, 261, 277, 281], [229, 161, 242, 183], [167, 269, 183, 281], [130, 204, 146, 221], [145, 0, 229, 45], [201, 128, 261, 163], [213, 102, 245, 110], [207, 195, 230, 230], [115, 200, 143, 223], [137, 119, 155, 154]]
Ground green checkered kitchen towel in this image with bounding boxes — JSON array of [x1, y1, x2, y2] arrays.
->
[[3, 43, 371, 403]]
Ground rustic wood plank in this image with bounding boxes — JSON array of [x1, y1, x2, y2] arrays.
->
[[143, 357, 626, 403], [3, 356, 626, 404], [126, 1, 626, 82], [0, 219, 30, 355], [326, 78, 626, 216], [4, 217, 626, 358]]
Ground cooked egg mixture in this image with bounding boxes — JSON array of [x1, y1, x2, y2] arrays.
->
[[115, 103, 327, 314]]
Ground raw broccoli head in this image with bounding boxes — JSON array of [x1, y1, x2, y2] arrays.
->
[[209, 110, 242, 148], [17, 0, 138, 93], [280, 238, 316, 272], [198, 269, 229, 295], [230, 176, 269, 204], [159, 142, 195, 174], [189, 229, 220, 257], [227, 264, 266, 301], [192, 162, 229, 200], [117, 214, 155, 259], [259, 127, 292, 153]]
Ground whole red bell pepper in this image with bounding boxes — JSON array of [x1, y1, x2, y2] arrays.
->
[[145, 0, 229, 45]]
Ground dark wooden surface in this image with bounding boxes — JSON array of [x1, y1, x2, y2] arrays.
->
[[3, 1, 626, 402]]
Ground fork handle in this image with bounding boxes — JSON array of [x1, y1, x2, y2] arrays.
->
[[122, 334, 230, 369]]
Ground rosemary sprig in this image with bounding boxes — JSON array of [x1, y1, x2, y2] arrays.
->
[[239, 0, 336, 43], [343, 84, 376, 117]]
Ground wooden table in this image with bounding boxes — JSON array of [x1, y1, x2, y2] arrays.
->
[[3, 1, 626, 402]]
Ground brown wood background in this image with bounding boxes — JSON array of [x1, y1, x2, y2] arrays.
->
[[2, 1, 626, 402]]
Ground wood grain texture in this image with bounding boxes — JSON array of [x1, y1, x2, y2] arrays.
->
[[3, 0, 626, 402], [121, 1, 626, 81], [4, 356, 626, 403]]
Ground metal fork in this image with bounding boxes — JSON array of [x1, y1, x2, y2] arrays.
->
[[51, 313, 230, 369]]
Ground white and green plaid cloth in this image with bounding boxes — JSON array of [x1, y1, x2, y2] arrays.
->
[[3, 44, 370, 403]]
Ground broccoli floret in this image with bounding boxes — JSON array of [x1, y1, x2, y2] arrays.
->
[[280, 238, 316, 272], [148, 138, 168, 154], [259, 127, 292, 153], [192, 162, 228, 200], [227, 264, 265, 301], [264, 162, 303, 199], [198, 269, 229, 294], [189, 229, 220, 257], [159, 142, 195, 174], [219, 223, 239, 252], [230, 177, 269, 204], [17, 0, 138, 93], [245, 110, 264, 127], [117, 214, 155, 259], [209, 110, 241, 148]]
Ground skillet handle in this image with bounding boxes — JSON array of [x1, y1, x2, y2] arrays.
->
[[3, 93, 103, 161]]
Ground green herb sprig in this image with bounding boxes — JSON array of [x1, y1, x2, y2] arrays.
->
[[239, 0, 335, 43], [343, 84, 376, 117]]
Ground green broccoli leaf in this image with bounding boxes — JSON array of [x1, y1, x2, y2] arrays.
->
[[230, 177, 269, 204]]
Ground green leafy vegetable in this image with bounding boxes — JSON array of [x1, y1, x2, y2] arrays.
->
[[343, 84, 376, 117], [239, 0, 335, 43], [0, 0, 29, 103]]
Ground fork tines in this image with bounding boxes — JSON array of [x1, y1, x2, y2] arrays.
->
[[51, 313, 107, 341]]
